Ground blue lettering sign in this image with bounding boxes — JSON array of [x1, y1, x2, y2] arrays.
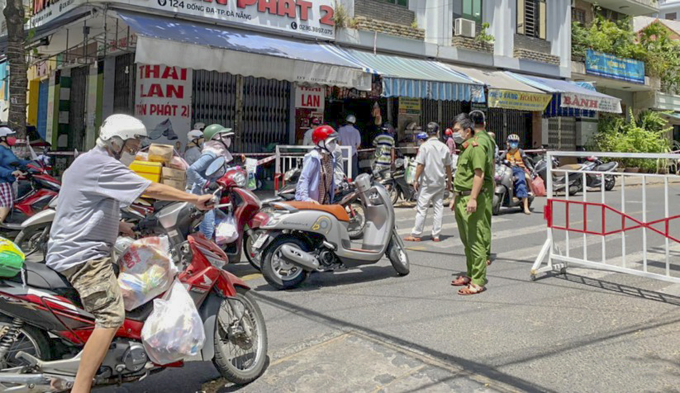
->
[[585, 50, 645, 84]]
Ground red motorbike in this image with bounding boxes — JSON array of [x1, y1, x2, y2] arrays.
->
[[0, 201, 268, 391]]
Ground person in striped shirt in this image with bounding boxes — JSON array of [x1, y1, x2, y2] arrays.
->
[[373, 124, 396, 173]]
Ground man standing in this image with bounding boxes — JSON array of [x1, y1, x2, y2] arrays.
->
[[450, 114, 490, 295], [469, 112, 496, 266], [337, 115, 361, 179], [46, 114, 213, 393], [373, 124, 396, 174], [404, 122, 452, 243]]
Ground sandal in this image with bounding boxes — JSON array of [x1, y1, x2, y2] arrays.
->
[[403, 236, 421, 242], [432, 237, 441, 242], [486, 259, 492, 266], [458, 284, 486, 296], [451, 276, 471, 286]]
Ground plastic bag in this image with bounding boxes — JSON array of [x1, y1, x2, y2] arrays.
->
[[246, 158, 258, 190], [405, 157, 418, 185], [141, 280, 205, 365], [117, 236, 177, 311], [215, 213, 238, 247], [531, 176, 546, 197], [0, 237, 24, 278]]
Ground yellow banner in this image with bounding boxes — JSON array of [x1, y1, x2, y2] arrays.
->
[[488, 89, 552, 112]]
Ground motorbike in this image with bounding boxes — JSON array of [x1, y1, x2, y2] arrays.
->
[[534, 155, 617, 195], [492, 160, 535, 215], [1, 162, 60, 238], [253, 173, 410, 290], [376, 158, 452, 205], [0, 189, 268, 391]]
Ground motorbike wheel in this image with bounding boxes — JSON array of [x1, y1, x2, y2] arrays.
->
[[604, 176, 616, 191], [213, 287, 268, 385], [386, 183, 400, 206], [14, 223, 51, 259], [347, 203, 366, 240], [0, 315, 52, 369], [262, 237, 309, 290], [243, 230, 263, 271], [387, 234, 410, 276], [492, 194, 502, 216]]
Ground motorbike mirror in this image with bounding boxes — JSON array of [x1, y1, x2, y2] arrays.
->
[[205, 156, 227, 178]]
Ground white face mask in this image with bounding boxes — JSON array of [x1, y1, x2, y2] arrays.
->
[[452, 132, 466, 145], [120, 151, 136, 166], [325, 140, 337, 153]]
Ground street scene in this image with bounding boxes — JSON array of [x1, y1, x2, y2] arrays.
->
[[0, 0, 679, 392]]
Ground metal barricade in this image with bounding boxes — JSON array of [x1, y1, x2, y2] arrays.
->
[[531, 151, 680, 283], [274, 145, 352, 191]]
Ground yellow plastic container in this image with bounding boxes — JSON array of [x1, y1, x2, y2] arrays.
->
[[137, 172, 161, 184], [130, 160, 162, 175]]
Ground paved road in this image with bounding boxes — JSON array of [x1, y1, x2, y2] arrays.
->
[[99, 182, 680, 393]]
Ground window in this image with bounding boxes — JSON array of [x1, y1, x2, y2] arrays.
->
[[666, 12, 677, 20], [381, 0, 408, 6], [517, 0, 546, 39], [572, 8, 586, 25], [453, 0, 483, 24]]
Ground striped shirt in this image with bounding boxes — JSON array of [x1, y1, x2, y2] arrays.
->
[[373, 133, 395, 166]]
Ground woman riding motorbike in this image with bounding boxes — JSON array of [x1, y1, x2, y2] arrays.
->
[[0, 127, 31, 224], [183, 129, 204, 166], [187, 124, 235, 239], [505, 134, 532, 215]]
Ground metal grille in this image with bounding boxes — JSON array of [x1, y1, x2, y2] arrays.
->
[[192, 70, 238, 131], [37, 80, 49, 140], [524, 0, 538, 38], [488, 108, 533, 149], [242, 77, 290, 153], [69, 66, 88, 151], [113, 53, 135, 115], [421, 100, 465, 129], [441, 101, 464, 127], [421, 99, 439, 127], [548, 117, 576, 151]]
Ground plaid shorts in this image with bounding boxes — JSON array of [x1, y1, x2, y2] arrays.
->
[[61, 257, 125, 329], [0, 182, 14, 208]]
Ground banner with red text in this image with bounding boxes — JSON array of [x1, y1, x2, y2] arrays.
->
[[135, 64, 193, 150]]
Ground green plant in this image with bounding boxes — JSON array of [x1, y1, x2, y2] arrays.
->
[[333, 1, 348, 28], [410, 20, 418, 29], [476, 22, 494, 44]]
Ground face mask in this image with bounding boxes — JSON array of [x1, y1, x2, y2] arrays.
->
[[120, 151, 136, 166], [5, 137, 16, 147], [325, 140, 337, 153], [509, 142, 519, 150], [452, 132, 466, 145]]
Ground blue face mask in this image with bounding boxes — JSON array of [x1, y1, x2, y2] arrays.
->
[[509, 142, 519, 150]]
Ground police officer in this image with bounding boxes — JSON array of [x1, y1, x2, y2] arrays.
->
[[449, 114, 490, 295]]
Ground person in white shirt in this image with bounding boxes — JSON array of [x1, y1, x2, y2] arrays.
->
[[337, 115, 361, 179], [404, 122, 453, 242]]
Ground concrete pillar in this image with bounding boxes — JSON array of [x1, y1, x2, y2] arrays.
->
[[489, 0, 514, 58]]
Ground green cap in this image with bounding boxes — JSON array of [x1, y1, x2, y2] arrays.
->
[[204, 124, 234, 141]]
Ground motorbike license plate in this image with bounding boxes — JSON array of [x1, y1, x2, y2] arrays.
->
[[252, 234, 268, 250]]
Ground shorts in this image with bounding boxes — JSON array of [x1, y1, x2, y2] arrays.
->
[[0, 182, 14, 208], [61, 257, 125, 329]]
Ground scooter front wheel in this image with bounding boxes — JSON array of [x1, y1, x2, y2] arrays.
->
[[387, 234, 410, 276], [262, 237, 309, 290], [243, 231, 263, 271]]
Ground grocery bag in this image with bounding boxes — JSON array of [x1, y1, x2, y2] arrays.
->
[[246, 158, 258, 190], [215, 212, 238, 248], [0, 237, 24, 278], [117, 236, 177, 311], [531, 176, 546, 197], [141, 280, 205, 365]]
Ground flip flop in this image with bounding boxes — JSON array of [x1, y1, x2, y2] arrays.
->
[[451, 276, 471, 286], [458, 284, 486, 296], [432, 237, 441, 242], [403, 236, 421, 242]]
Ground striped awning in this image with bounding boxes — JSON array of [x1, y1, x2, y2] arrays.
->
[[325, 46, 485, 102]]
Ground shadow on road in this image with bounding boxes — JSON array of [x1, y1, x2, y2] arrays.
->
[[556, 272, 680, 306]]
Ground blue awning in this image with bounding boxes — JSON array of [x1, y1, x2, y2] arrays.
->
[[116, 11, 372, 90], [324, 46, 484, 101], [507, 72, 622, 114]]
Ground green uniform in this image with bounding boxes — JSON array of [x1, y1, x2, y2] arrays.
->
[[472, 129, 495, 261], [453, 139, 491, 286]]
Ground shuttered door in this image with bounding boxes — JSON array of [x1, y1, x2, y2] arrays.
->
[[113, 53, 135, 115], [242, 77, 290, 153], [69, 66, 88, 151], [36, 80, 49, 141], [192, 70, 238, 136], [421, 99, 438, 127], [506, 110, 533, 149], [548, 117, 576, 151], [442, 101, 464, 127]]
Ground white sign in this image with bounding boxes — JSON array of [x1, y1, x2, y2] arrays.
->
[[560, 93, 622, 114], [28, 0, 336, 39], [295, 86, 325, 110], [134, 64, 193, 148]]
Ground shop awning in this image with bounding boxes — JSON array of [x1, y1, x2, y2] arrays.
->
[[325, 47, 484, 102], [116, 11, 372, 91], [507, 72, 622, 114], [446, 65, 552, 111]]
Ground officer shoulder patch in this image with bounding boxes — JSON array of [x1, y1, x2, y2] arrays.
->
[[471, 141, 479, 147]]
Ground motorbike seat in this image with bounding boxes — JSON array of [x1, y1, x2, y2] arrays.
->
[[595, 162, 617, 172], [278, 201, 350, 222], [8, 262, 73, 291]]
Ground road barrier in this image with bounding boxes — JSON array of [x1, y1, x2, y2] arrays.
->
[[531, 151, 680, 283], [274, 145, 352, 191]]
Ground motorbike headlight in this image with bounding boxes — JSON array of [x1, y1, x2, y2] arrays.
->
[[233, 172, 247, 187]]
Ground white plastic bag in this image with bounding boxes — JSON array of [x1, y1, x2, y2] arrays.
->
[[215, 214, 238, 246], [246, 158, 258, 190], [141, 280, 206, 365], [117, 236, 177, 311], [405, 157, 418, 185]]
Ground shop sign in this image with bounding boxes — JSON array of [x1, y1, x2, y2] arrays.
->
[[398, 98, 421, 115], [585, 50, 645, 85], [488, 89, 552, 112], [295, 86, 324, 110], [560, 93, 622, 114], [29, 0, 335, 39], [135, 64, 193, 146]]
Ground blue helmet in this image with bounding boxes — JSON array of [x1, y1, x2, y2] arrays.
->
[[416, 132, 428, 140]]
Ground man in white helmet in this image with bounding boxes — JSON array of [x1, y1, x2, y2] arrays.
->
[[184, 129, 204, 166], [46, 114, 213, 393], [337, 114, 361, 179]]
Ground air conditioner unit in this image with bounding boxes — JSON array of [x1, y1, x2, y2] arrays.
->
[[454, 18, 476, 38]]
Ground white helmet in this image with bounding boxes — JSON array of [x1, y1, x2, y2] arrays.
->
[[187, 129, 203, 142], [346, 115, 356, 124], [0, 127, 14, 138], [193, 122, 206, 131], [97, 114, 148, 155]]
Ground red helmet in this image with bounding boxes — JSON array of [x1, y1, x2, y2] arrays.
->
[[445, 128, 453, 136], [312, 125, 338, 145]]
